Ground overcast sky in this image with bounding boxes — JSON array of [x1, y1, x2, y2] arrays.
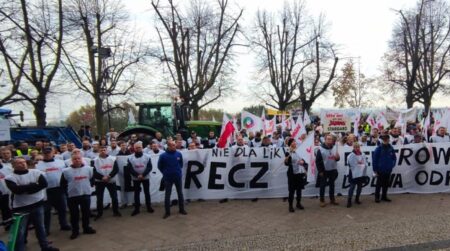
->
[[6, 0, 448, 123]]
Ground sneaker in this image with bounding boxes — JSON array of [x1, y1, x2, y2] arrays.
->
[[179, 210, 187, 215], [60, 225, 72, 231], [251, 198, 258, 202], [147, 207, 154, 213], [163, 213, 170, 219], [381, 197, 392, 202], [113, 212, 122, 217], [131, 210, 140, 216], [320, 201, 327, 207], [94, 215, 102, 221], [375, 198, 380, 203], [83, 227, 96, 234], [289, 207, 295, 213], [355, 200, 362, 205], [70, 232, 79, 240]]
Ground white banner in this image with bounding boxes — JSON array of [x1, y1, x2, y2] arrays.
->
[[105, 143, 450, 204]]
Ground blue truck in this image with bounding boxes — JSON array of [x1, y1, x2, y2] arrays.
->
[[0, 108, 82, 148]]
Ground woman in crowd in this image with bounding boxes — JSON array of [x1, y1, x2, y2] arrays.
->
[[346, 142, 368, 208], [284, 138, 308, 213]]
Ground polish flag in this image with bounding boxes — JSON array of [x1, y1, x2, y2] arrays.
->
[[218, 117, 235, 148]]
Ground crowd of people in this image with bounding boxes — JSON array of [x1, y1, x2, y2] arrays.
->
[[0, 115, 449, 251]]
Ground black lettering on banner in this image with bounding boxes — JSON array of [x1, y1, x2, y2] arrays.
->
[[249, 149, 257, 158], [430, 171, 443, 186], [228, 163, 245, 188], [342, 175, 350, 189], [433, 147, 450, 165], [391, 174, 403, 188], [223, 148, 229, 157], [235, 148, 243, 157], [415, 170, 428, 185], [273, 148, 282, 158], [249, 162, 268, 188], [445, 171, 450, 185], [415, 147, 430, 165], [398, 148, 413, 165], [184, 161, 205, 189], [212, 148, 219, 157], [208, 162, 226, 189]]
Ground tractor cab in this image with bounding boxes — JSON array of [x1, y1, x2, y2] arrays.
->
[[118, 101, 189, 140], [138, 102, 176, 136]]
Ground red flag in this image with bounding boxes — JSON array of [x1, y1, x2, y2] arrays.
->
[[218, 121, 235, 148]]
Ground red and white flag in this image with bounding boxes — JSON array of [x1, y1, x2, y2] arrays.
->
[[303, 110, 311, 126], [265, 117, 276, 136], [291, 118, 307, 143], [422, 112, 431, 140], [218, 122, 235, 148], [353, 111, 361, 136], [366, 112, 376, 128], [296, 132, 316, 183], [376, 112, 389, 130]]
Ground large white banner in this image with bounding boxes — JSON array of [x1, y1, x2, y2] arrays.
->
[[107, 143, 450, 203]]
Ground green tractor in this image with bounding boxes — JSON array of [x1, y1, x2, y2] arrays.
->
[[118, 102, 222, 141]]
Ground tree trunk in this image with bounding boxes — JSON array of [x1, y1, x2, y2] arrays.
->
[[95, 97, 104, 135], [406, 84, 414, 108], [422, 95, 432, 115], [33, 93, 47, 127], [192, 106, 200, 120]]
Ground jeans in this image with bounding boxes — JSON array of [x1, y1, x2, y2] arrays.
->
[[164, 177, 185, 214], [348, 177, 364, 201], [375, 172, 392, 200], [319, 169, 338, 201], [44, 187, 69, 233], [15, 204, 50, 251], [95, 182, 119, 215], [67, 195, 91, 233], [133, 179, 151, 210], [0, 194, 12, 224]]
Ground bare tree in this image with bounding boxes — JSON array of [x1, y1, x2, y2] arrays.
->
[[151, 0, 243, 120], [251, 1, 338, 112], [385, 0, 450, 112], [0, 0, 63, 126], [62, 0, 147, 135]]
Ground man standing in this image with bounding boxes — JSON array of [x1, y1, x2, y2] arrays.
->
[[127, 142, 153, 216], [93, 146, 121, 220], [107, 139, 120, 156], [158, 140, 187, 219], [61, 154, 96, 239], [316, 134, 340, 207], [430, 127, 450, 143], [36, 147, 71, 234], [372, 133, 397, 203], [81, 140, 96, 159], [62, 142, 76, 160], [5, 157, 59, 251]]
